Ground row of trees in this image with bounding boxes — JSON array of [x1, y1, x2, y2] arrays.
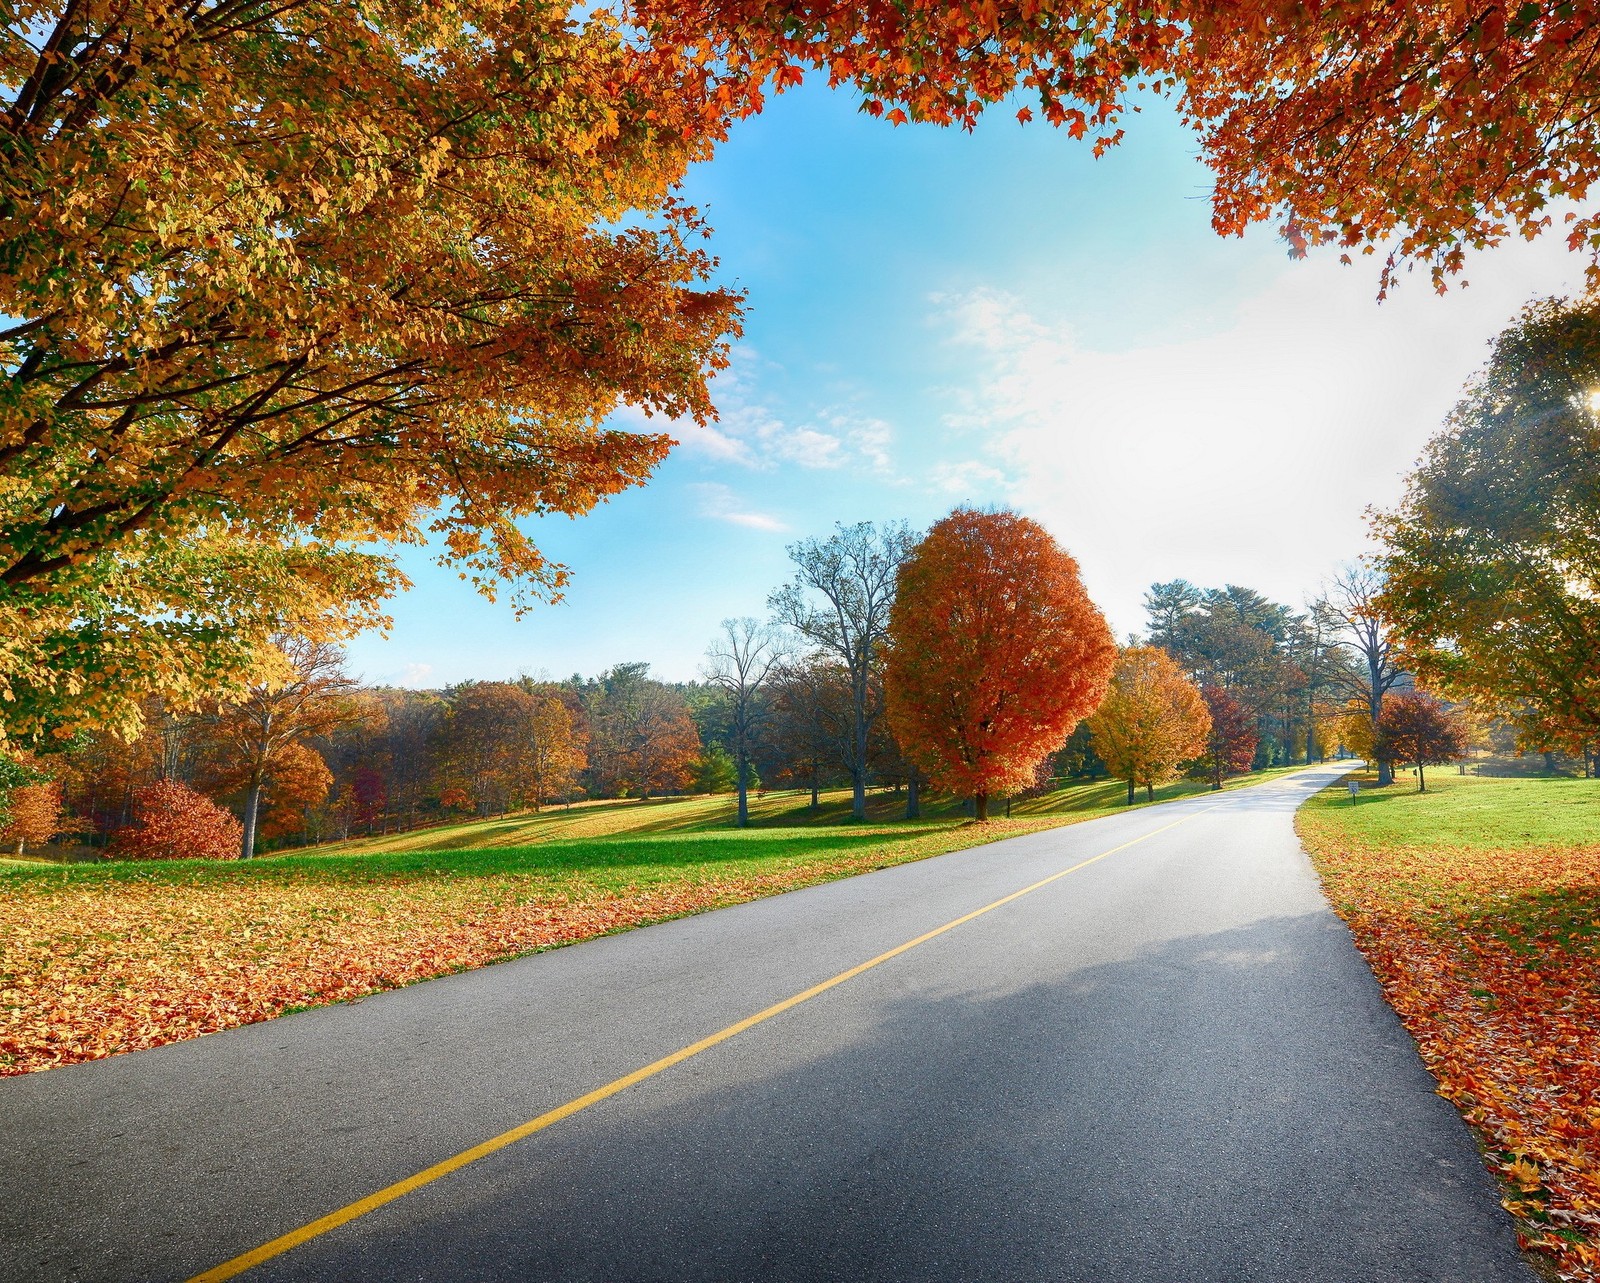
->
[[43, 277, 1600, 860]]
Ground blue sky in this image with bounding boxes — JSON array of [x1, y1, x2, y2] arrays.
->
[[347, 79, 1590, 688]]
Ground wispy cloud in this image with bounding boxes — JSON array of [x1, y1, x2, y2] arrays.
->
[[670, 347, 899, 475], [689, 481, 790, 533]]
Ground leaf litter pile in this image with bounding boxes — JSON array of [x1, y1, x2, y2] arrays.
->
[[1300, 811, 1600, 1281]]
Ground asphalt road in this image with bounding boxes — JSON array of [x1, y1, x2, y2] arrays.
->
[[1, 765, 1533, 1282]]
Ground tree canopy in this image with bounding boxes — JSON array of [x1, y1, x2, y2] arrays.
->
[[1088, 646, 1211, 805], [0, 1, 742, 739], [1375, 295, 1600, 750], [884, 508, 1114, 820], [648, 0, 1600, 289]]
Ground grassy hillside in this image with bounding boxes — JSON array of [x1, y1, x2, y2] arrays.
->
[[236, 764, 1311, 863]]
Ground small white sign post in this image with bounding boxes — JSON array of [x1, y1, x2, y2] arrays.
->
[[1347, 780, 1360, 804]]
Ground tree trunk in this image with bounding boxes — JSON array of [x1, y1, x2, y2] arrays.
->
[[974, 791, 989, 821], [1368, 655, 1393, 785], [809, 760, 820, 812], [1417, 759, 1427, 792], [905, 764, 921, 820], [735, 745, 750, 829], [851, 767, 867, 822], [1145, 782, 1154, 803], [241, 778, 263, 860], [1126, 777, 1136, 805]]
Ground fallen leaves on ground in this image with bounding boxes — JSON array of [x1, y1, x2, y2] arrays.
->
[[1300, 818, 1600, 1281], [0, 819, 1066, 1076]]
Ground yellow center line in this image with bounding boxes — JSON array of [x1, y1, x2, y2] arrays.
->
[[188, 807, 1205, 1282]]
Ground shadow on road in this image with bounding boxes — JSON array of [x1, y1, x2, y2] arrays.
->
[[276, 907, 1526, 1283]]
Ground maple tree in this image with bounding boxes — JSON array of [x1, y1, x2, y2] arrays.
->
[[209, 638, 365, 858], [250, 743, 334, 842], [1197, 685, 1257, 790], [0, 753, 44, 832], [526, 695, 586, 811], [0, 2, 742, 742], [884, 509, 1115, 821], [1376, 691, 1469, 793], [771, 521, 915, 821], [112, 779, 242, 861], [1376, 296, 1600, 752], [1089, 647, 1211, 805], [0, 778, 60, 856]]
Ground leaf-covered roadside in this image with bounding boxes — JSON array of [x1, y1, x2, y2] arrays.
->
[[0, 819, 1061, 1076], [1298, 797, 1600, 1281]]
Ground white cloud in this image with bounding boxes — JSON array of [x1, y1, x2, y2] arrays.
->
[[399, 662, 434, 688], [926, 459, 1008, 496], [689, 481, 790, 532], [670, 347, 898, 474], [933, 237, 1590, 635]]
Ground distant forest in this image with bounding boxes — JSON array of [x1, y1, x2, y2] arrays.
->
[[39, 576, 1395, 855]]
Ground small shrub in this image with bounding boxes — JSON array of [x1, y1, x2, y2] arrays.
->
[[112, 780, 243, 861]]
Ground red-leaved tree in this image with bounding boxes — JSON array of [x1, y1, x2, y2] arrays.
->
[[884, 508, 1116, 821], [1376, 691, 1469, 793], [1198, 685, 1258, 790], [112, 780, 244, 862]]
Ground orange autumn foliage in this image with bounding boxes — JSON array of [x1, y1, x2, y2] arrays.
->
[[1088, 647, 1212, 804], [884, 509, 1115, 818], [0, 779, 59, 855], [656, 0, 1600, 290], [0, 3, 742, 740], [1302, 828, 1600, 1280], [111, 781, 243, 863]]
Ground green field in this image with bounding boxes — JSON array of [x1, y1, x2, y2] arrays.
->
[[0, 766, 1312, 890], [1298, 769, 1600, 858]]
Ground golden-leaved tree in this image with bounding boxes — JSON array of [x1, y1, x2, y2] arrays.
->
[[0, 2, 742, 741], [208, 637, 367, 859], [1089, 647, 1211, 805]]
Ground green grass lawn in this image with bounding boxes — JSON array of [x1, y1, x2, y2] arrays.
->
[[0, 763, 1315, 889], [1300, 769, 1600, 858]]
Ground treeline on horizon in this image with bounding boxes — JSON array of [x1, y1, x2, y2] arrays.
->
[[9, 287, 1600, 860], [2, 569, 1408, 858]]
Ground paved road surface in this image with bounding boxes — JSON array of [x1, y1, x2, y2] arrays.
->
[[1, 765, 1532, 1282]]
